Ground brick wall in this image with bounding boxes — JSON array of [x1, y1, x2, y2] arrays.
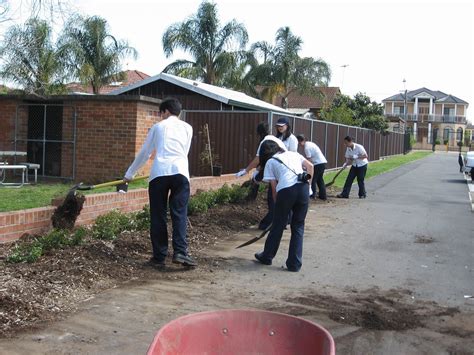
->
[[0, 174, 249, 243]]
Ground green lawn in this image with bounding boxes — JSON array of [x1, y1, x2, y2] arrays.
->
[[324, 151, 432, 189], [0, 151, 432, 212], [0, 179, 149, 212]]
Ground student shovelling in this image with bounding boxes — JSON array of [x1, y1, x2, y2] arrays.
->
[[124, 98, 197, 268], [253, 140, 314, 272], [337, 136, 369, 199]]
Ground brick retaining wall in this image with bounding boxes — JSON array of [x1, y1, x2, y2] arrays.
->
[[0, 174, 248, 243]]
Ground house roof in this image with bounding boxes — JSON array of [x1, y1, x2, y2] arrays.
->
[[272, 87, 341, 109], [108, 72, 291, 114], [382, 87, 468, 105], [66, 70, 150, 94]]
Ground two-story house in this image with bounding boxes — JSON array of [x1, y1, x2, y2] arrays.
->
[[383, 88, 469, 149]]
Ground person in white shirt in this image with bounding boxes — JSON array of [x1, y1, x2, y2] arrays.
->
[[124, 98, 196, 267], [235, 122, 287, 230], [337, 135, 369, 199], [275, 117, 298, 152], [253, 140, 314, 272], [297, 134, 328, 200]]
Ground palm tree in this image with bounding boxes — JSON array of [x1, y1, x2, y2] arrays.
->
[[0, 18, 66, 95], [162, 1, 248, 85], [59, 15, 137, 94], [250, 27, 331, 107]]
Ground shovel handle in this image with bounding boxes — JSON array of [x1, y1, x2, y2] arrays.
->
[[93, 175, 149, 189]]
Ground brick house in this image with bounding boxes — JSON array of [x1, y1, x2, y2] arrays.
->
[[269, 87, 341, 119], [383, 88, 469, 149], [66, 70, 150, 94], [0, 94, 161, 182], [0, 73, 290, 182]]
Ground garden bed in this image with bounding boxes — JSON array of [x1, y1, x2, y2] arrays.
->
[[0, 190, 266, 338]]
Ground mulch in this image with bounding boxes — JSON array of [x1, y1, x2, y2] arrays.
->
[[0, 193, 268, 338]]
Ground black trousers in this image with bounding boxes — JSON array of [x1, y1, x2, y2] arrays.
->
[[341, 165, 367, 198], [311, 163, 326, 199], [148, 174, 190, 260]]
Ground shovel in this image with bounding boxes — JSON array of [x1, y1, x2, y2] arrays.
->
[[324, 166, 346, 188], [68, 175, 149, 198], [236, 223, 272, 249]]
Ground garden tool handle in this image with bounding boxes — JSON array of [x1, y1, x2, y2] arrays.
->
[[93, 175, 149, 189]]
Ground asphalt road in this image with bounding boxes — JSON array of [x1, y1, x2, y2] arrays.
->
[[1, 152, 473, 354]]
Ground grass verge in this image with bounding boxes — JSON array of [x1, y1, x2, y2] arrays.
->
[[0, 151, 431, 212], [323, 151, 432, 189]]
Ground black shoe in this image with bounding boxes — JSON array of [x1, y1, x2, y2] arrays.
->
[[319, 197, 327, 201], [359, 195, 366, 199], [148, 257, 165, 267], [336, 194, 348, 199], [172, 253, 197, 267], [254, 252, 272, 265]]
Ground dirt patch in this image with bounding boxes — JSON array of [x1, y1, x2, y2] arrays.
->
[[0, 194, 267, 338], [267, 288, 461, 332], [51, 193, 85, 230], [414, 234, 435, 244]]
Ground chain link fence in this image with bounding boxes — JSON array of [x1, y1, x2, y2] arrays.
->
[[15, 104, 76, 179]]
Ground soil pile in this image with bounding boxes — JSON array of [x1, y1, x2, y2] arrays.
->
[[0, 195, 267, 337]]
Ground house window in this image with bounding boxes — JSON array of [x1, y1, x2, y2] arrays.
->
[[457, 127, 463, 142], [394, 106, 404, 115], [443, 107, 455, 116], [443, 127, 453, 140]]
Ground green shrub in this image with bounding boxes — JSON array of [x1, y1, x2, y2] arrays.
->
[[435, 139, 441, 145], [187, 184, 249, 215], [228, 184, 248, 203], [71, 226, 87, 245], [92, 210, 131, 240], [214, 184, 232, 204], [41, 229, 69, 250], [132, 205, 150, 231], [7, 242, 43, 263], [188, 193, 210, 215]]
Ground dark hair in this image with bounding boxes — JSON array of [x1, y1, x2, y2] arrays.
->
[[296, 134, 306, 143], [257, 122, 270, 141], [276, 122, 292, 141], [159, 98, 182, 116], [344, 135, 353, 142], [255, 140, 284, 181]]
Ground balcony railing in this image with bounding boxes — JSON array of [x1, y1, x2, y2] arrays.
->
[[385, 113, 467, 124]]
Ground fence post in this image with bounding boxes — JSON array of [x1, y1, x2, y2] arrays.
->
[[72, 107, 77, 180], [336, 125, 340, 167], [368, 130, 371, 161], [324, 122, 328, 157], [310, 120, 314, 142]]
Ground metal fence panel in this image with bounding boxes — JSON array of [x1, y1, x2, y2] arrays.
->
[[15, 104, 76, 179], [181, 110, 406, 176]]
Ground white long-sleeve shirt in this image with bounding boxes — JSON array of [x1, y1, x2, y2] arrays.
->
[[125, 116, 193, 181]]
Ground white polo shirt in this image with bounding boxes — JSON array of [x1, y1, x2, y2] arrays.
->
[[345, 143, 368, 167], [304, 141, 327, 165], [263, 151, 307, 192], [256, 135, 287, 156], [279, 133, 298, 152], [125, 116, 193, 181]]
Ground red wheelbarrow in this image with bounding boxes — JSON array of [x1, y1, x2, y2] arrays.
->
[[147, 309, 335, 355]]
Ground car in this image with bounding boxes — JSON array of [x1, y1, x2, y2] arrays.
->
[[464, 151, 474, 175]]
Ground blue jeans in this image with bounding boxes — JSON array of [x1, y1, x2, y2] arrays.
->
[[259, 183, 309, 271], [148, 174, 189, 260]]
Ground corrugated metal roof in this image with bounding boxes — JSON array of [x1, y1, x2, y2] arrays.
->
[[108, 72, 291, 114]]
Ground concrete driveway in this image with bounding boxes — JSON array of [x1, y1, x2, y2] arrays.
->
[[1, 152, 473, 354]]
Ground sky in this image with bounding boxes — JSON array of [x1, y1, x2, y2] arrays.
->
[[2, 0, 474, 121]]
